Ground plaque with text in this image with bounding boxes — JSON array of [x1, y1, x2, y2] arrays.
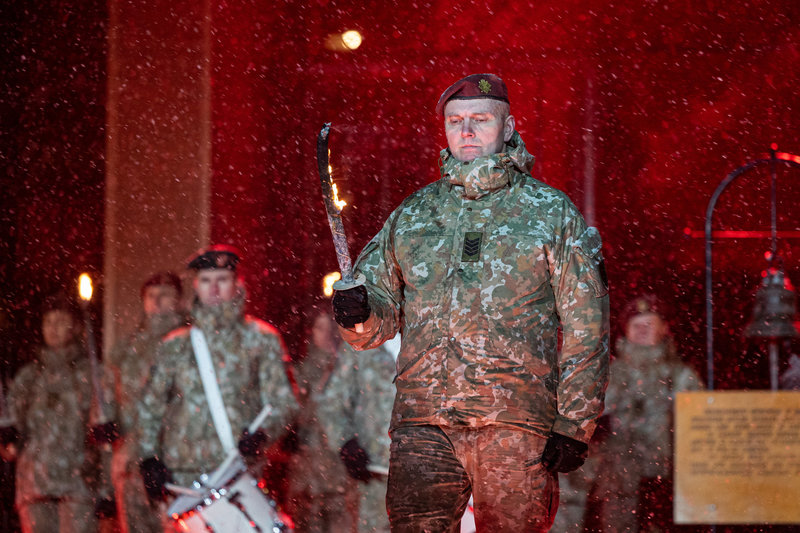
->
[[675, 391, 800, 524]]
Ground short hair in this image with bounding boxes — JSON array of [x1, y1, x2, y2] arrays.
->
[[40, 291, 81, 322], [140, 271, 183, 299]]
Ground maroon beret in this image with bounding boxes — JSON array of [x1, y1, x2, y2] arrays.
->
[[435, 73, 510, 116]]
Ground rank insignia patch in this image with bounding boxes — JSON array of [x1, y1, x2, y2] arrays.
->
[[461, 232, 483, 262]]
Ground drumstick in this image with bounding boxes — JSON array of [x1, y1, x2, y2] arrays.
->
[[247, 404, 273, 434], [367, 464, 389, 477], [205, 404, 275, 488], [165, 483, 206, 499]]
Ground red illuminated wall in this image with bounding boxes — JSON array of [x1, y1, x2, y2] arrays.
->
[[206, 1, 800, 384], [2, 0, 800, 392]]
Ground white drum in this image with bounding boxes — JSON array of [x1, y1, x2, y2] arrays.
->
[[167, 456, 292, 533], [460, 496, 476, 533]]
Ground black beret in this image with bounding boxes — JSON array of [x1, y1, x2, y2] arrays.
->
[[435, 73, 510, 116], [187, 245, 240, 271]]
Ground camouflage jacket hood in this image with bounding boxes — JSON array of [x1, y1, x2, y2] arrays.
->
[[440, 131, 535, 199], [614, 337, 679, 368], [191, 285, 247, 333], [341, 131, 610, 443]]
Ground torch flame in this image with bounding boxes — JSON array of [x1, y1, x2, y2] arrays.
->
[[323, 272, 342, 297], [78, 273, 93, 302], [332, 183, 347, 212], [328, 149, 347, 212]]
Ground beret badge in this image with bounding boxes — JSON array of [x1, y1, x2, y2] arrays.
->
[[478, 79, 492, 94]]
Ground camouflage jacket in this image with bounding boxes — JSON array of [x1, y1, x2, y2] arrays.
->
[[603, 337, 702, 476], [108, 312, 186, 434], [9, 343, 96, 504], [317, 342, 394, 468], [341, 131, 610, 443], [105, 311, 186, 468], [138, 290, 298, 484], [286, 343, 350, 496]]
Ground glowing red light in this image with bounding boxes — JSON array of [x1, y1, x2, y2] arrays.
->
[[683, 226, 692, 236], [770, 142, 778, 151], [764, 250, 773, 261], [776, 151, 800, 164]]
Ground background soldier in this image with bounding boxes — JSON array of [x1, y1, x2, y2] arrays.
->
[[318, 339, 396, 533], [136, 246, 298, 508], [105, 272, 186, 533], [285, 309, 352, 533], [4, 292, 102, 532], [332, 73, 610, 532], [588, 295, 702, 532]]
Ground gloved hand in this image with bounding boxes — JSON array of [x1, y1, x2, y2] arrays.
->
[[332, 285, 370, 329], [542, 433, 588, 473], [94, 497, 117, 519], [590, 414, 613, 443], [87, 421, 120, 446], [139, 456, 172, 502], [0, 425, 21, 446], [340, 437, 371, 482], [238, 429, 268, 457]]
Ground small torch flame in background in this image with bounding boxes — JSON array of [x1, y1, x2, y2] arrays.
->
[[323, 272, 342, 298], [78, 273, 93, 303]]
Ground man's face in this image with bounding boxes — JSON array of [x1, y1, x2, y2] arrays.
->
[[193, 269, 237, 307], [42, 309, 77, 350], [142, 284, 180, 317], [443, 98, 515, 162], [625, 312, 668, 347], [311, 312, 339, 353]]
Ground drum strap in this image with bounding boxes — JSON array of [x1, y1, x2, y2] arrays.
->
[[190, 327, 236, 453]]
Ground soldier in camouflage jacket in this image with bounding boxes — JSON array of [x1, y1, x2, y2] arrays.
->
[[105, 272, 186, 533], [589, 296, 701, 532], [317, 340, 396, 533], [333, 74, 610, 532], [137, 247, 298, 501], [7, 294, 102, 533]]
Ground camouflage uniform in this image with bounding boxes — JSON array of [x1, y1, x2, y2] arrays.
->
[[590, 337, 702, 532], [285, 342, 353, 533], [106, 311, 185, 533], [341, 131, 610, 531], [8, 342, 98, 533], [318, 342, 395, 533], [138, 289, 298, 488]]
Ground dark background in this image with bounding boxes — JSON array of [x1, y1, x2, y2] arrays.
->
[[1, 0, 800, 530]]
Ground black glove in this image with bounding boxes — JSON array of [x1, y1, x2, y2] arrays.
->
[[238, 429, 268, 457], [542, 433, 588, 473], [0, 426, 21, 446], [591, 414, 613, 443], [94, 498, 117, 519], [87, 421, 120, 446], [332, 285, 370, 329], [340, 437, 371, 482], [139, 456, 172, 502]]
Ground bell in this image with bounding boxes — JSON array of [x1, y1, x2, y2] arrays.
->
[[744, 268, 800, 339]]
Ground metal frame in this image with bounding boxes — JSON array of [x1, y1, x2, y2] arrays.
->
[[704, 148, 800, 390]]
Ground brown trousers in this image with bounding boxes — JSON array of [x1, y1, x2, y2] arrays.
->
[[387, 425, 558, 533]]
